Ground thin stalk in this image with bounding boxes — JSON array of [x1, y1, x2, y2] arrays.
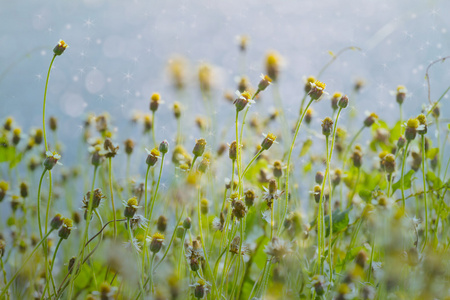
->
[[235, 110, 242, 195], [400, 141, 411, 208], [151, 111, 156, 147], [42, 238, 64, 298], [420, 135, 428, 252], [67, 165, 98, 298], [108, 158, 117, 239], [279, 98, 314, 236], [367, 235, 375, 282], [240, 149, 264, 180], [42, 55, 56, 151], [143, 165, 151, 219], [0, 257, 9, 300], [0, 230, 54, 298], [434, 154, 450, 244], [349, 167, 361, 203], [37, 169, 47, 239]]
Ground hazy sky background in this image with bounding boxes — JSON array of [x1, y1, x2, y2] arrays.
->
[[1, 0, 449, 163]]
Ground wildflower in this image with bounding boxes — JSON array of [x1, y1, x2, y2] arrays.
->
[[149, 93, 161, 112], [311, 185, 322, 203], [321, 117, 333, 136], [103, 138, 119, 158], [145, 147, 161, 166], [149, 232, 165, 254], [43, 151, 62, 170], [88, 144, 105, 166], [172, 102, 182, 119], [12, 128, 21, 145], [186, 240, 205, 271], [305, 108, 313, 125], [354, 78, 365, 92], [397, 135, 406, 149], [395, 85, 407, 105], [262, 179, 283, 207], [351, 147, 363, 168], [237, 76, 250, 93], [265, 51, 281, 81], [82, 189, 106, 213], [10, 195, 22, 212], [264, 237, 291, 263], [197, 157, 210, 173], [53, 39, 68, 56], [58, 218, 74, 239], [228, 141, 237, 160], [183, 217, 192, 229], [212, 213, 225, 231], [231, 199, 247, 220], [19, 182, 28, 198], [192, 138, 207, 157], [49, 116, 58, 131], [258, 74, 272, 92], [332, 169, 342, 187], [123, 197, 140, 218], [331, 92, 342, 111], [310, 275, 329, 296], [124, 237, 142, 253], [261, 133, 277, 150], [304, 76, 316, 93], [381, 153, 396, 174], [308, 80, 327, 100], [130, 214, 149, 231], [416, 113, 427, 135], [92, 282, 118, 300], [272, 160, 284, 178], [364, 112, 378, 127], [50, 214, 64, 230], [143, 114, 152, 132], [234, 91, 255, 112], [338, 95, 349, 109], [405, 117, 419, 141], [0, 181, 9, 202], [198, 63, 212, 93], [123, 139, 134, 155], [237, 35, 249, 52], [3, 117, 13, 131], [34, 128, 43, 144], [168, 56, 186, 90], [315, 171, 324, 185], [190, 278, 210, 299], [95, 114, 108, 133], [410, 151, 422, 172], [159, 140, 169, 154], [156, 215, 167, 232]]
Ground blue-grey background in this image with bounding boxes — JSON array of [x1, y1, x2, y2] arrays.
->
[[1, 0, 449, 167]]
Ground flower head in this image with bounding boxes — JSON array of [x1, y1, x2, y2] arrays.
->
[[258, 74, 272, 91], [308, 80, 327, 100], [145, 147, 161, 166], [53, 40, 68, 56], [44, 151, 62, 170], [233, 91, 255, 112], [264, 237, 291, 263], [261, 133, 277, 150]]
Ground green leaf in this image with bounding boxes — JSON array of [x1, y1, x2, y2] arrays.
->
[[389, 121, 403, 144], [299, 138, 313, 157], [0, 146, 15, 163], [426, 148, 439, 160], [426, 171, 442, 189], [392, 170, 416, 194], [252, 235, 270, 269], [325, 208, 351, 237]]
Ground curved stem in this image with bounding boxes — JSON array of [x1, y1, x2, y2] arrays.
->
[[240, 149, 264, 181], [37, 169, 47, 240], [279, 98, 314, 236], [43, 55, 56, 151]]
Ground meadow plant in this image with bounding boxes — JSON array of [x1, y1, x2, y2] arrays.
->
[[1, 39, 450, 300]]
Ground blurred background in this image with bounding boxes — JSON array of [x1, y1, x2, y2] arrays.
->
[[1, 0, 449, 165]]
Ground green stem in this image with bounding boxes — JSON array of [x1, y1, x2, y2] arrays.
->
[[420, 135, 428, 252], [240, 149, 264, 181], [349, 167, 361, 203], [367, 235, 375, 282], [42, 238, 64, 298], [235, 110, 242, 196], [279, 98, 314, 236], [400, 141, 411, 209], [37, 169, 47, 240], [43, 55, 56, 152], [0, 257, 9, 300], [151, 111, 156, 147], [108, 158, 117, 239], [0, 230, 54, 298], [144, 165, 151, 219]]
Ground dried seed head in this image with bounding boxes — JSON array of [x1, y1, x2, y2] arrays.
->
[[321, 117, 333, 136], [157, 215, 168, 232], [229, 236, 241, 254], [315, 171, 324, 185], [192, 138, 207, 157], [244, 189, 256, 207], [273, 160, 283, 178], [228, 141, 237, 160], [124, 139, 135, 155], [20, 182, 28, 198], [49, 116, 58, 131], [268, 179, 277, 194], [232, 200, 247, 220], [351, 148, 363, 168], [197, 157, 210, 173]]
